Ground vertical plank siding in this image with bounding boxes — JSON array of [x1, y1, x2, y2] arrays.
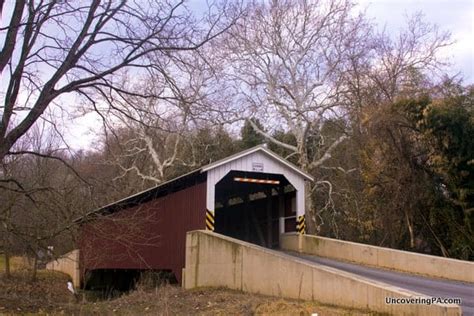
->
[[79, 182, 206, 284]]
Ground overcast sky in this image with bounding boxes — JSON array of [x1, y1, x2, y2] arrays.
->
[[67, 0, 474, 150], [188, 0, 473, 82], [357, 0, 473, 83], [5, 0, 469, 151]]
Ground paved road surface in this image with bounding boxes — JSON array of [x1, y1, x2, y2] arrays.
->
[[284, 252, 474, 315]]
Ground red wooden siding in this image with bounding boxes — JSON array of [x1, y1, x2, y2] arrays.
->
[[79, 181, 206, 284]]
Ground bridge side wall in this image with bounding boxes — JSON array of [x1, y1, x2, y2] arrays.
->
[[184, 230, 461, 316], [280, 233, 474, 283], [46, 249, 80, 287]]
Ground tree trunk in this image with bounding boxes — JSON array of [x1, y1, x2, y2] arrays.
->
[[405, 211, 415, 249], [31, 254, 38, 282], [305, 181, 316, 234], [297, 147, 317, 235], [4, 251, 11, 278]]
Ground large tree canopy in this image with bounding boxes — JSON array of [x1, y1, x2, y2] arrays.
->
[[2, 0, 472, 272], [0, 0, 239, 161]]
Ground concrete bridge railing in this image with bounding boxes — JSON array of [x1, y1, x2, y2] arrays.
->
[[280, 233, 474, 283], [46, 249, 80, 287], [184, 230, 461, 316]]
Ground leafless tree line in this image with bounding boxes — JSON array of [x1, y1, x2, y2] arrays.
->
[[1, 0, 463, 273]]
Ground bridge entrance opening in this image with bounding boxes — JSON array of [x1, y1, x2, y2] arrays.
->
[[214, 170, 297, 248]]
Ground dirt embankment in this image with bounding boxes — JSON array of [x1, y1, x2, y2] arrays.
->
[[0, 269, 377, 315]]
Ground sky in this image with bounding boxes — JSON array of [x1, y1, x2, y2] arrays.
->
[[69, 0, 474, 150], [2, 0, 473, 151], [357, 0, 473, 83]]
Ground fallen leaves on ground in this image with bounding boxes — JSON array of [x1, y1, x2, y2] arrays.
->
[[0, 271, 378, 315]]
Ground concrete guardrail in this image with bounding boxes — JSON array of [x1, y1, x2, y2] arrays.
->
[[46, 249, 80, 287], [184, 230, 461, 316], [280, 233, 474, 284]]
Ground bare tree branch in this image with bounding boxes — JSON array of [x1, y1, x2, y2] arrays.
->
[[247, 118, 297, 152], [7, 150, 90, 185], [0, 0, 242, 161]]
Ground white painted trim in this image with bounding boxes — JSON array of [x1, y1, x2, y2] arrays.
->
[[205, 149, 307, 221], [201, 145, 314, 182]]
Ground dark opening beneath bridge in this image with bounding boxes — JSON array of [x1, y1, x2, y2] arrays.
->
[[83, 269, 177, 297]]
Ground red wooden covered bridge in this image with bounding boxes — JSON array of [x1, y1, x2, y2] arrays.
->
[[78, 145, 313, 289]]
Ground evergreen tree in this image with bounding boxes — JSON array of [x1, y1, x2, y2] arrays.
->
[[240, 120, 266, 149]]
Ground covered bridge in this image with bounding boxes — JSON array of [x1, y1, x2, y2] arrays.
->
[[79, 145, 313, 289]]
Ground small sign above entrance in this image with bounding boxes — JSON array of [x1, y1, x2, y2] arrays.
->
[[252, 162, 264, 172]]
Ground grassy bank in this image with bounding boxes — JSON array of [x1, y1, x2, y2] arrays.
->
[[0, 268, 380, 315]]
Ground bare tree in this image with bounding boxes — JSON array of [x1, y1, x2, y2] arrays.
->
[[0, 121, 92, 280], [0, 0, 241, 162], [220, 0, 370, 232], [103, 113, 190, 187], [0, 1, 241, 263], [342, 12, 452, 118], [96, 43, 228, 186], [337, 13, 452, 245], [217, 1, 452, 234]]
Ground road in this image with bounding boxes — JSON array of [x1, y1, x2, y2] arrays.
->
[[284, 252, 474, 315]]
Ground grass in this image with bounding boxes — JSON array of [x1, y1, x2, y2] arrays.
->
[[69, 285, 380, 316], [0, 254, 32, 272], [0, 267, 381, 315], [0, 256, 383, 315]]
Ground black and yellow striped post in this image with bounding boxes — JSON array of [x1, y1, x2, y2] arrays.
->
[[296, 215, 306, 234], [206, 209, 215, 231]]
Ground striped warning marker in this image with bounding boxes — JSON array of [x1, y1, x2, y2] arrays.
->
[[206, 209, 215, 231], [297, 215, 306, 234]]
